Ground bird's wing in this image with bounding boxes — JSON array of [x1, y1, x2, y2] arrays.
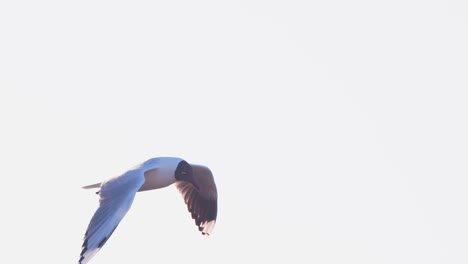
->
[[79, 169, 145, 264], [176, 164, 217, 235]]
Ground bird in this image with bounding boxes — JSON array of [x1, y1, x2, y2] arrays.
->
[[78, 157, 218, 264]]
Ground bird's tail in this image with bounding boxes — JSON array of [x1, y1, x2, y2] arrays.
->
[[82, 182, 101, 189]]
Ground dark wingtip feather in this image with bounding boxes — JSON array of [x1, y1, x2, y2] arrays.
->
[[79, 236, 89, 263]]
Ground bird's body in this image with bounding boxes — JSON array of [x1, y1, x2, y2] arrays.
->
[[137, 157, 182, 191], [78, 157, 217, 264]]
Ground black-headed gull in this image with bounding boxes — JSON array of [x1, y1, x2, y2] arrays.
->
[[78, 157, 218, 264]]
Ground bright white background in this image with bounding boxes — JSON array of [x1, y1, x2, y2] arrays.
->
[[1, 1, 467, 263]]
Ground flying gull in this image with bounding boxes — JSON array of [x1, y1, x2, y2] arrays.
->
[[78, 157, 218, 264]]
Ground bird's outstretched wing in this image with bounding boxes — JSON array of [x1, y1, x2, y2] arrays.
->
[[176, 164, 217, 235], [79, 169, 145, 264]]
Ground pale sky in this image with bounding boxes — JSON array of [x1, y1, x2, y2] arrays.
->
[[1, 1, 467, 263]]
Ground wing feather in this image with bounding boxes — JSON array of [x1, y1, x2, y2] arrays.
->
[[79, 169, 145, 264], [176, 165, 217, 235]]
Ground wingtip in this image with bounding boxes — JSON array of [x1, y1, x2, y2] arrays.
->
[[199, 220, 216, 235], [78, 248, 98, 264]]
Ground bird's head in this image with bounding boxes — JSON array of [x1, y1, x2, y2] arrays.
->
[[175, 160, 200, 191]]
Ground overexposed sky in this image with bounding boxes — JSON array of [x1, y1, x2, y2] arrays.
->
[[1, 1, 467, 263]]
